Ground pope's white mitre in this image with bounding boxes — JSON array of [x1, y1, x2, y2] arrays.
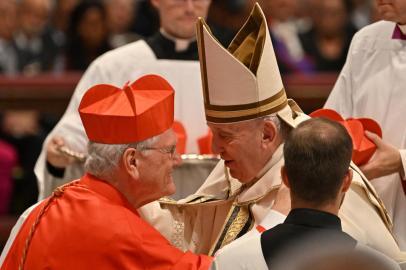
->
[[197, 3, 302, 125]]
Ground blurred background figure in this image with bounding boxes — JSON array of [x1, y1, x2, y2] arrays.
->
[[50, 0, 80, 56], [0, 0, 18, 75], [294, 0, 317, 32], [258, 0, 314, 74], [0, 0, 382, 76], [350, 0, 374, 30], [299, 0, 356, 72], [105, 0, 141, 48], [131, 0, 160, 37], [1, 0, 62, 215], [65, 1, 112, 71], [13, 0, 63, 75], [205, 0, 252, 46], [0, 140, 17, 216], [51, 0, 80, 35], [0, 110, 43, 215]]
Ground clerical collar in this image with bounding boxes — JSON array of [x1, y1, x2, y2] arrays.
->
[[146, 30, 198, 60], [160, 29, 196, 52], [392, 24, 406, 40], [285, 208, 342, 230]]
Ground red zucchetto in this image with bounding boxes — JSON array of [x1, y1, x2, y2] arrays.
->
[[79, 74, 174, 144]]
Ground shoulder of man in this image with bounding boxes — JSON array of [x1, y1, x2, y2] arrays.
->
[[354, 243, 401, 270], [213, 233, 268, 270], [351, 20, 397, 49], [93, 39, 156, 68]]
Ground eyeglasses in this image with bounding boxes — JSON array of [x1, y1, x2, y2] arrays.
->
[[140, 145, 177, 158]]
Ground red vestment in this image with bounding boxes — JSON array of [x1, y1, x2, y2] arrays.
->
[[1, 174, 212, 270]]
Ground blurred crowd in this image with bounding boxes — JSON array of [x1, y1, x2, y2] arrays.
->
[[0, 0, 382, 216], [0, 0, 382, 76]]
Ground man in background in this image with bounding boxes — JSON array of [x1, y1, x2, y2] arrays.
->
[[35, 0, 212, 199], [0, 0, 18, 74], [325, 0, 406, 248], [13, 0, 63, 74]]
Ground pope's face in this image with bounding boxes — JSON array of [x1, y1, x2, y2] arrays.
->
[[151, 0, 211, 39], [376, 0, 406, 24], [208, 120, 269, 184], [137, 129, 180, 198]]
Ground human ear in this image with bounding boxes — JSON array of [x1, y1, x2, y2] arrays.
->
[[281, 166, 291, 188], [123, 148, 139, 179], [262, 120, 277, 143], [341, 169, 353, 193]]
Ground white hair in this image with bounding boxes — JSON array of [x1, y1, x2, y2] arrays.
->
[[259, 113, 291, 140], [262, 113, 281, 131], [84, 134, 160, 179]]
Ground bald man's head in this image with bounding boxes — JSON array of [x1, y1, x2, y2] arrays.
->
[[283, 117, 353, 205]]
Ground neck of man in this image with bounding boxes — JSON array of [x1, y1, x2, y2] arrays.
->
[[246, 142, 284, 186], [121, 187, 153, 210], [160, 28, 196, 52], [103, 173, 149, 210], [290, 197, 340, 216]]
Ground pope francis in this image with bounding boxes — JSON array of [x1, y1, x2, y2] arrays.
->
[[139, 3, 406, 265]]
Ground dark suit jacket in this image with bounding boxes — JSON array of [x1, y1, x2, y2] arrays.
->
[[261, 208, 357, 267]]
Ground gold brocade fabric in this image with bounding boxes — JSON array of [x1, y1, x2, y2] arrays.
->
[[208, 203, 254, 256]]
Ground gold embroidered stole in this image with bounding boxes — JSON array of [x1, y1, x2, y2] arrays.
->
[[208, 201, 254, 256]]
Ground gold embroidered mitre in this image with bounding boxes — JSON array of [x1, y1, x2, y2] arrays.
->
[[197, 3, 302, 125]]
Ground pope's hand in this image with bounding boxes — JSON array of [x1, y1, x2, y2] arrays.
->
[[271, 182, 291, 216], [46, 137, 76, 168], [359, 131, 403, 180]]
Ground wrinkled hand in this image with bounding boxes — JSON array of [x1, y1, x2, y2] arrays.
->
[[46, 137, 76, 168], [359, 131, 403, 180], [271, 182, 291, 216]]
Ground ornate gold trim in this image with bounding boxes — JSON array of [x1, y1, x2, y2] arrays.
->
[[350, 164, 393, 231], [208, 203, 254, 256]]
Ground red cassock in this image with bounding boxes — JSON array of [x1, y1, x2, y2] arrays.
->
[[1, 174, 213, 270]]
